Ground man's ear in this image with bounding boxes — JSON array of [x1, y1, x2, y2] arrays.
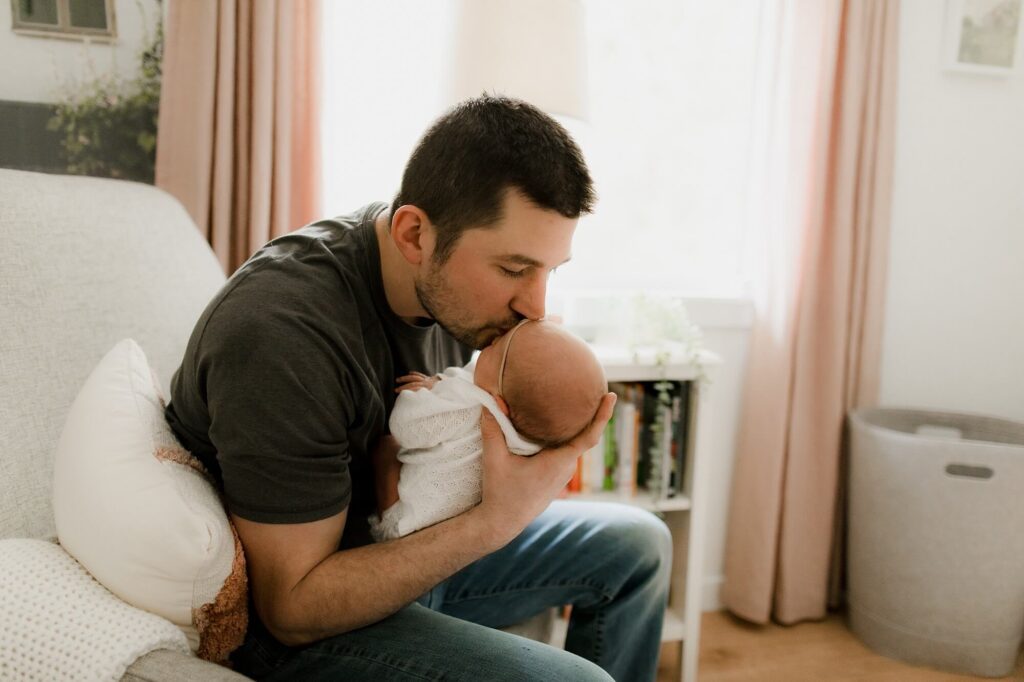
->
[[390, 205, 435, 266], [494, 395, 511, 417]]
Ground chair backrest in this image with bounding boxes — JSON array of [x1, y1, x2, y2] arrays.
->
[[0, 170, 226, 539]]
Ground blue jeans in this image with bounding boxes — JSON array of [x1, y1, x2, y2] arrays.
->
[[230, 501, 672, 682]]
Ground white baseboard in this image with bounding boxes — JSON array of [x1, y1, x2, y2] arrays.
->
[[702, 574, 725, 612]]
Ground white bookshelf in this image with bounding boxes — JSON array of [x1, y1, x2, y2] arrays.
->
[[570, 489, 693, 513], [565, 345, 720, 682]]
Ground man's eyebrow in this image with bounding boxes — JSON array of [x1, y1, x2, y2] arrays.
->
[[497, 254, 573, 268]]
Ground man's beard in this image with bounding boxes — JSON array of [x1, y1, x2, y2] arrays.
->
[[415, 263, 517, 349]]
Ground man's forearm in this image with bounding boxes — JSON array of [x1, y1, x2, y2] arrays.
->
[[375, 460, 401, 514], [276, 507, 504, 645]]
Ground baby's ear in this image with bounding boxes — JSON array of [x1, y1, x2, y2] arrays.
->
[[494, 395, 511, 417]]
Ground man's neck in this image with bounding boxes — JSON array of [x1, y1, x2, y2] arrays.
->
[[375, 211, 429, 323]]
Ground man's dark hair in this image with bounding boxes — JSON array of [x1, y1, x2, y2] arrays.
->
[[391, 94, 596, 264]]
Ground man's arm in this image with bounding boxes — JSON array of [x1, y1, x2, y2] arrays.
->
[[233, 503, 498, 646], [373, 435, 402, 514], [233, 392, 616, 647]]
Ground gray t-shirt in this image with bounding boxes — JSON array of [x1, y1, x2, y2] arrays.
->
[[165, 203, 473, 549]]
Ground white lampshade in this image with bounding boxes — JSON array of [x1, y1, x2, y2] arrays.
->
[[450, 0, 589, 121]]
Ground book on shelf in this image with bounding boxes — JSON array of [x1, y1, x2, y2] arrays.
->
[[614, 399, 637, 495], [657, 402, 673, 498], [569, 380, 693, 500]]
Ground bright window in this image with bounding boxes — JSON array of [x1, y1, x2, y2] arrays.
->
[[321, 0, 760, 299]]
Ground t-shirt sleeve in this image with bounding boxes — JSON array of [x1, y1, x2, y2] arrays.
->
[[197, 301, 354, 524]]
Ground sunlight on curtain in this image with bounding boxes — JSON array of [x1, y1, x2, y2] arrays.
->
[[320, 0, 761, 299]]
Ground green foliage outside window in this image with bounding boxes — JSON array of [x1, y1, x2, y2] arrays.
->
[[47, 17, 162, 183]]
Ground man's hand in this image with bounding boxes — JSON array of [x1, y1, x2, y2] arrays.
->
[[472, 392, 617, 546], [395, 371, 439, 393]]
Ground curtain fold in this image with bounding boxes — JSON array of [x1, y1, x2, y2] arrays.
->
[[156, 0, 322, 275], [722, 0, 899, 625]]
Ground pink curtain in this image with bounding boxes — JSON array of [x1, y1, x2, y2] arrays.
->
[[721, 0, 899, 624], [155, 0, 322, 274]]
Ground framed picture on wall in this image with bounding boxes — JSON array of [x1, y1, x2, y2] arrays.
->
[[943, 0, 1024, 74]]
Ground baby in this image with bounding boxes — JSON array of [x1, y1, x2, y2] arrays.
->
[[369, 318, 607, 541]]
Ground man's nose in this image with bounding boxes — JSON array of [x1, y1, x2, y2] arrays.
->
[[511, 275, 547, 321]]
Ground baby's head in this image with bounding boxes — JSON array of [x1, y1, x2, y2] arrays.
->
[[474, 319, 606, 447]]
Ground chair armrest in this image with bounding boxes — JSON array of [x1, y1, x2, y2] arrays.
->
[[121, 650, 252, 682]]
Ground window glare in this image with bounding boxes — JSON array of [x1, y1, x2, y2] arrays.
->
[[320, 0, 761, 297], [320, 1, 457, 218]]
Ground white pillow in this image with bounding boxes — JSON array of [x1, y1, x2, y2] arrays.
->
[[53, 339, 247, 665]]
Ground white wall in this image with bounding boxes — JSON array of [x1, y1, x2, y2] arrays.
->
[[880, 0, 1024, 421], [0, 0, 161, 103], [684, 300, 751, 612]]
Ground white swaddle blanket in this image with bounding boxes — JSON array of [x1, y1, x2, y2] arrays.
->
[[0, 538, 190, 681], [370, 364, 541, 541]]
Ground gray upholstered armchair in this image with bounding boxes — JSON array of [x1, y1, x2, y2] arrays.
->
[[0, 169, 554, 681]]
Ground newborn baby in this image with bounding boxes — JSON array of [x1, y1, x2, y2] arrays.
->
[[369, 318, 607, 541]]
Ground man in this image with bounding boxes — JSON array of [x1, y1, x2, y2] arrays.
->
[[166, 95, 671, 681]]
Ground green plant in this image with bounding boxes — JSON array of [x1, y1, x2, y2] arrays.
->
[[625, 294, 706, 504], [627, 294, 704, 368], [643, 375, 675, 505], [48, 14, 163, 182]]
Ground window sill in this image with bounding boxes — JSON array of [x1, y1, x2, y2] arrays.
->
[[12, 27, 117, 43]]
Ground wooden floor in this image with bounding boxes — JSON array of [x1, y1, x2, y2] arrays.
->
[[656, 610, 1024, 682]]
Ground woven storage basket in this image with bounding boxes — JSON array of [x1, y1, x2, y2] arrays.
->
[[847, 407, 1024, 677]]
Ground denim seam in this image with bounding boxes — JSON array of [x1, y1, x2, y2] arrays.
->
[[593, 610, 606, 663], [444, 579, 616, 606]]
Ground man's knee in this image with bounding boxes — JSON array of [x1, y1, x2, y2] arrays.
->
[[595, 504, 673, 579], [507, 642, 614, 682], [430, 623, 613, 681]]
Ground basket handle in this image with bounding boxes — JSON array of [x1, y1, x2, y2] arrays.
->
[[944, 463, 994, 480]]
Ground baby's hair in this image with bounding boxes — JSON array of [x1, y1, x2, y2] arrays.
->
[[501, 323, 606, 448]]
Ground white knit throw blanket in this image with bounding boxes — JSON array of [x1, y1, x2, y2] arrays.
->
[[370, 364, 541, 541], [0, 538, 190, 681]]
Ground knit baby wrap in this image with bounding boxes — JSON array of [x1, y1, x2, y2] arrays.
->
[[369, 364, 541, 540]]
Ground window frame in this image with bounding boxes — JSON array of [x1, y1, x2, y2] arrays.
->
[[10, 0, 117, 40]]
